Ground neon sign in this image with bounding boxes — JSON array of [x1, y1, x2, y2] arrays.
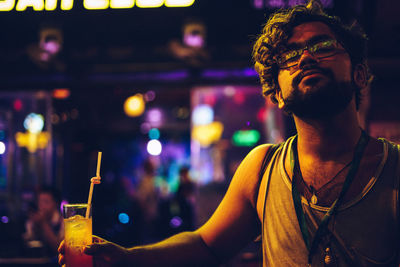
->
[[0, 0, 194, 11]]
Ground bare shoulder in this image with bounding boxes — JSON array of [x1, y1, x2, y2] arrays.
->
[[243, 144, 272, 164], [230, 144, 274, 207]]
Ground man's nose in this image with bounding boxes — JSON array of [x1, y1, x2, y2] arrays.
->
[[298, 49, 319, 69]]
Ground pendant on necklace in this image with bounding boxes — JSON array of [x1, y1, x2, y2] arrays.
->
[[324, 247, 333, 266], [311, 193, 318, 205]]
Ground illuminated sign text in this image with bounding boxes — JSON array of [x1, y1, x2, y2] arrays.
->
[[0, 0, 194, 11]]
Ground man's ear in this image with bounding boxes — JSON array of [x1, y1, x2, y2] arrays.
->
[[276, 89, 285, 109], [353, 64, 368, 89]]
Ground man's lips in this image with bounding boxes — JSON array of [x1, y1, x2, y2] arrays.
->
[[301, 69, 325, 78], [298, 69, 326, 83], [292, 66, 331, 88]]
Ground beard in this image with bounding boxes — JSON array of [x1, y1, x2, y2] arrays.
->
[[281, 66, 355, 119]]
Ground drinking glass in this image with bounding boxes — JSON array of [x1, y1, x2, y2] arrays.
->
[[63, 204, 92, 267]]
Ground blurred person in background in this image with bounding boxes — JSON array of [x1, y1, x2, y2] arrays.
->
[[158, 166, 196, 238], [23, 186, 64, 259], [175, 166, 196, 230], [135, 159, 160, 243]]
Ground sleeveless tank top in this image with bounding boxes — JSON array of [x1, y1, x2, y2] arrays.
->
[[260, 136, 400, 266]]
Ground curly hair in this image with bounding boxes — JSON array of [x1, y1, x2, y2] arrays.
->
[[252, 0, 371, 108]]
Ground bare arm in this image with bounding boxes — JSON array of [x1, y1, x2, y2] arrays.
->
[[61, 145, 271, 266], [197, 144, 270, 262], [124, 232, 219, 266], [127, 144, 271, 264]]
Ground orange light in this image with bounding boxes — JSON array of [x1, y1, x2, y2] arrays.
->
[[15, 132, 50, 153], [124, 94, 145, 117], [53, 88, 70, 99], [192, 121, 224, 147]]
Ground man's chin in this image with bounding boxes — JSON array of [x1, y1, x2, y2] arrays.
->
[[290, 105, 346, 119], [286, 95, 353, 119], [298, 76, 329, 92]]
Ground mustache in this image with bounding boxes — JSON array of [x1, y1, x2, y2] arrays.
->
[[292, 65, 332, 88]]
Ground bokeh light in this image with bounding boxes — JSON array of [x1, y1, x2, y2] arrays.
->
[[60, 200, 69, 213], [118, 213, 130, 224], [192, 121, 224, 147], [169, 216, 182, 228], [0, 142, 6, 155], [223, 86, 235, 97], [232, 129, 260, 147], [124, 94, 145, 117], [146, 108, 163, 127], [147, 139, 162, 156], [53, 88, 70, 99], [144, 90, 156, 102], [175, 107, 189, 119], [1, 216, 9, 224], [23, 113, 44, 134], [13, 99, 23, 111], [148, 128, 160, 140], [192, 104, 213, 125]]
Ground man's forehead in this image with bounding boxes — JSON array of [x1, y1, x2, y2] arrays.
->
[[287, 21, 335, 45]]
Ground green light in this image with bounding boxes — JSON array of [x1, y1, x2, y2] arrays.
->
[[232, 130, 260, 146], [0, 177, 6, 187], [148, 128, 160, 140]]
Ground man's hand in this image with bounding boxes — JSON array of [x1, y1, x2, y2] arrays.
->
[[85, 236, 128, 266], [58, 236, 128, 267], [58, 239, 66, 266]]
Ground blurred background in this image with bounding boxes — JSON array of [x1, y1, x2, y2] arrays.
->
[[0, 0, 399, 265]]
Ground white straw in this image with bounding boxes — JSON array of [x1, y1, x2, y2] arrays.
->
[[86, 151, 102, 218]]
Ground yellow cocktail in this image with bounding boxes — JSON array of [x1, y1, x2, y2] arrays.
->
[[63, 204, 92, 267]]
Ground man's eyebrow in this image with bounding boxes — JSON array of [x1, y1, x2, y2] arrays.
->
[[286, 34, 334, 50]]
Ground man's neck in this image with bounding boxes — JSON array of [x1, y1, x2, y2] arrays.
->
[[293, 103, 362, 162]]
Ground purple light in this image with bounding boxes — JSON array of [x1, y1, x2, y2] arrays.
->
[[42, 41, 61, 54], [170, 216, 183, 228], [288, 0, 306, 7], [253, 0, 263, 9], [146, 108, 163, 127], [202, 69, 258, 79], [155, 71, 189, 81], [244, 68, 257, 77], [321, 0, 333, 8], [1, 216, 9, 223], [60, 200, 68, 213], [184, 34, 204, 48], [89, 71, 189, 83], [247, 121, 251, 126], [267, 0, 285, 8], [145, 91, 156, 102]]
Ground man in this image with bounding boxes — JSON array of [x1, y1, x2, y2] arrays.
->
[[59, 0, 400, 266]]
